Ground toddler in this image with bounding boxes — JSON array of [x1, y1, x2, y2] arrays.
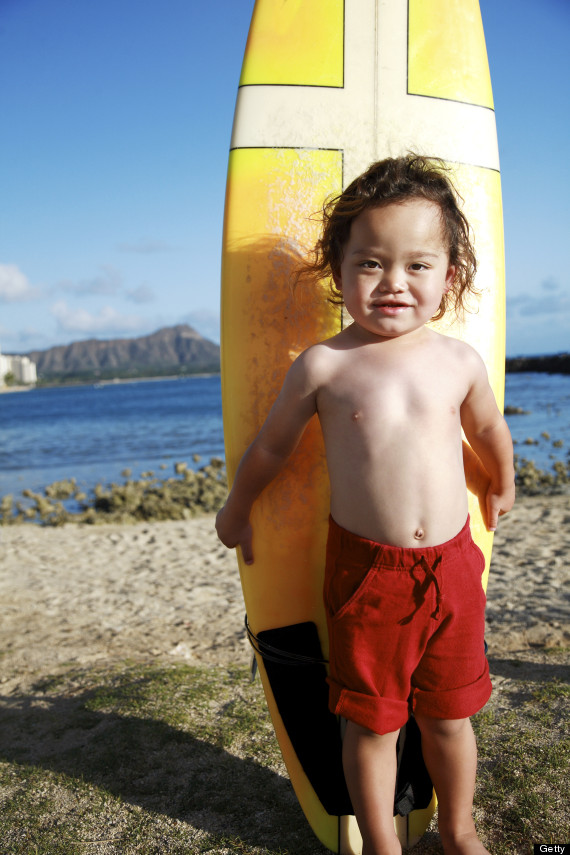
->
[[216, 155, 515, 855]]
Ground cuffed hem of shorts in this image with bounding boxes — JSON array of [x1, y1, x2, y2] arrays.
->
[[328, 682, 409, 735], [411, 669, 492, 720]]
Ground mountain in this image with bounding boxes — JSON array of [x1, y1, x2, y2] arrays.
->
[[26, 325, 220, 381]]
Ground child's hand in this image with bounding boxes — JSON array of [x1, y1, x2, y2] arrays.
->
[[215, 505, 254, 565], [486, 481, 515, 531]]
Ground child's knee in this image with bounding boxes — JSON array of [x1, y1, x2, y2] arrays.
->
[[344, 719, 400, 744], [415, 714, 472, 739]]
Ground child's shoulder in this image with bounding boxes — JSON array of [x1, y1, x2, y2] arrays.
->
[[287, 337, 338, 389], [433, 331, 488, 379], [434, 330, 480, 358]]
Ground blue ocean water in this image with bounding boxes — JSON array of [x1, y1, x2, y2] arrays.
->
[[504, 372, 570, 472], [0, 372, 568, 499], [0, 375, 225, 498]]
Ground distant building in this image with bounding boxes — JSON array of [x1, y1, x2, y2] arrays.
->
[[0, 349, 37, 386]]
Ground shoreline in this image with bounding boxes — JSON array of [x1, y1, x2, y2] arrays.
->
[[0, 384, 35, 394], [91, 372, 219, 386], [2, 455, 568, 527], [0, 372, 220, 394], [1, 354, 568, 395]]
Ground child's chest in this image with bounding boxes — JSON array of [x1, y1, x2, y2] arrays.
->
[[317, 355, 466, 434]]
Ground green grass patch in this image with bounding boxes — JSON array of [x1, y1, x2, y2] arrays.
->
[[0, 661, 568, 853], [0, 663, 326, 854], [473, 678, 569, 852]]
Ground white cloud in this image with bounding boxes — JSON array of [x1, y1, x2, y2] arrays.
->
[[58, 265, 122, 297], [3, 328, 52, 353], [182, 309, 220, 343], [507, 289, 570, 318], [0, 264, 38, 302], [126, 284, 156, 304], [506, 277, 570, 354], [51, 301, 147, 337]]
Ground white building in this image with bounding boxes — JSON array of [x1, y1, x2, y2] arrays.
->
[[0, 349, 37, 386]]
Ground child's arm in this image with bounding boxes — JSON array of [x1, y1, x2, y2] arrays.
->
[[216, 351, 319, 564], [460, 350, 515, 531]]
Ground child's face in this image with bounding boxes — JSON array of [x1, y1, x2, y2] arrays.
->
[[332, 199, 456, 341]]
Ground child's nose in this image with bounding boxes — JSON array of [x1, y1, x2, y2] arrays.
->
[[379, 269, 405, 292]]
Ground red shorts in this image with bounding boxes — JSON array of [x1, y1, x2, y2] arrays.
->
[[324, 516, 492, 735]]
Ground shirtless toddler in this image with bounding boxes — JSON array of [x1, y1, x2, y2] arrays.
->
[[216, 155, 515, 855]]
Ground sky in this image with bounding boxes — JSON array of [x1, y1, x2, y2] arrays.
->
[[0, 0, 568, 358]]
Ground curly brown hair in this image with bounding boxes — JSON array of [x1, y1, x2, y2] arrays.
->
[[301, 154, 478, 322]]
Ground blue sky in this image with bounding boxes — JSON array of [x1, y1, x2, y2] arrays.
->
[[0, 0, 568, 357]]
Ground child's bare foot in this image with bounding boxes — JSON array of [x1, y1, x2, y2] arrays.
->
[[440, 828, 491, 855]]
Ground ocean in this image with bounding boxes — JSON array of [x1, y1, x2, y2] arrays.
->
[[0, 372, 569, 499], [0, 375, 225, 498]]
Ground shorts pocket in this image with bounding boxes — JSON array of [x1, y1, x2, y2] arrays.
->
[[324, 556, 378, 622], [467, 539, 487, 604], [469, 539, 486, 576]]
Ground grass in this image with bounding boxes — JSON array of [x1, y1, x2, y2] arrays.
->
[[0, 657, 568, 854], [473, 676, 569, 851], [0, 663, 322, 855]]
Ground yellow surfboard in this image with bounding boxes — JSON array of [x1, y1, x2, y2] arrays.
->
[[221, 1, 504, 852]]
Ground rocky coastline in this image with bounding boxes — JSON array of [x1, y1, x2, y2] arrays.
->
[[506, 352, 570, 374]]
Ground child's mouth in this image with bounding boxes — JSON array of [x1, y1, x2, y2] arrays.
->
[[375, 302, 411, 315]]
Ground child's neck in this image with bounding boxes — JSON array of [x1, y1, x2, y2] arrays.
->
[[346, 320, 433, 348]]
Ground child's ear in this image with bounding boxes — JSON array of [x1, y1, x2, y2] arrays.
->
[[444, 264, 456, 293]]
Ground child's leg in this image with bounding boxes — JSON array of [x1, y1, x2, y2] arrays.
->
[[415, 715, 490, 855], [342, 721, 402, 855]]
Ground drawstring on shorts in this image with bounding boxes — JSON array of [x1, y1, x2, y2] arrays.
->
[[420, 555, 443, 620], [399, 554, 443, 625]]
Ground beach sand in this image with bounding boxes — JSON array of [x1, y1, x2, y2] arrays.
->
[[0, 496, 568, 854], [1, 495, 568, 693]]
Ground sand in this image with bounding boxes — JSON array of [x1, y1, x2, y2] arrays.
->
[[1, 494, 568, 696]]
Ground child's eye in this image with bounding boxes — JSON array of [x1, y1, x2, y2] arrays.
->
[[360, 260, 380, 269], [410, 262, 428, 271]]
